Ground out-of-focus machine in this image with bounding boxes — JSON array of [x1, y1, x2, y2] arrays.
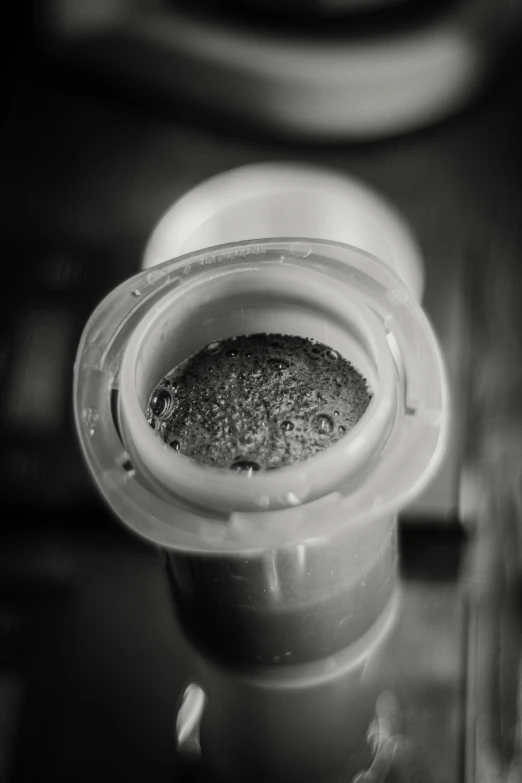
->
[[43, 0, 519, 140]]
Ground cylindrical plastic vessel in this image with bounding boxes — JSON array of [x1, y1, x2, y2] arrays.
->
[[74, 238, 448, 782], [191, 592, 400, 783], [142, 163, 425, 301]]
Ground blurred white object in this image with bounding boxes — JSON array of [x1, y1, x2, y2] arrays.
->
[[142, 163, 424, 299], [44, 0, 518, 140]]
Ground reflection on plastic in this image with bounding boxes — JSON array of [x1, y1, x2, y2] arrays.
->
[[353, 692, 432, 783], [176, 682, 206, 762]]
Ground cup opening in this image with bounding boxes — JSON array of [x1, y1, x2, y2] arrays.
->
[[119, 258, 397, 514], [74, 237, 448, 552]]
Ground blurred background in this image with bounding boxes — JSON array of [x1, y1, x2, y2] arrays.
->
[[2, 1, 522, 781]]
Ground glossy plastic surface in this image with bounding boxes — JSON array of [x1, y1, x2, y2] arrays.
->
[[74, 237, 448, 555]]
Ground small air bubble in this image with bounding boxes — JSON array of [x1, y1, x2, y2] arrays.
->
[[230, 460, 260, 474], [312, 414, 334, 435], [267, 358, 290, 371], [170, 440, 180, 451], [226, 348, 238, 358], [281, 420, 294, 432], [339, 425, 346, 435], [334, 410, 340, 417], [119, 453, 134, 473], [326, 349, 339, 361], [150, 389, 171, 417]]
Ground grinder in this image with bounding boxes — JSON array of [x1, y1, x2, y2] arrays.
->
[[73, 170, 448, 782]]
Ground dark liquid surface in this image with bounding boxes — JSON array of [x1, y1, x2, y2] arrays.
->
[[147, 333, 371, 470]]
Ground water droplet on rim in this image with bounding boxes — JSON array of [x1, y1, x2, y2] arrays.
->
[[83, 408, 100, 428], [326, 349, 339, 361], [206, 341, 221, 354], [147, 269, 168, 286], [290, 242, 311, 258], [386, 288, 408, 304]]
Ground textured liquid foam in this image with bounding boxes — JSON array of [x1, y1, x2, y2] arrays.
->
[[146, 334, 372, 470]]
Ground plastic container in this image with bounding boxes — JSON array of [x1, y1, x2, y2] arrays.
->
[[74, 235, 448, 782], [188, 592, 401, 783], [142, 164, 425, 302]]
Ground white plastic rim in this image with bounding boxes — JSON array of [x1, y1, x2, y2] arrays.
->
[[142, 164, 424, 300], [74, 238, 449, 554], [119, 258, 398, 514]]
